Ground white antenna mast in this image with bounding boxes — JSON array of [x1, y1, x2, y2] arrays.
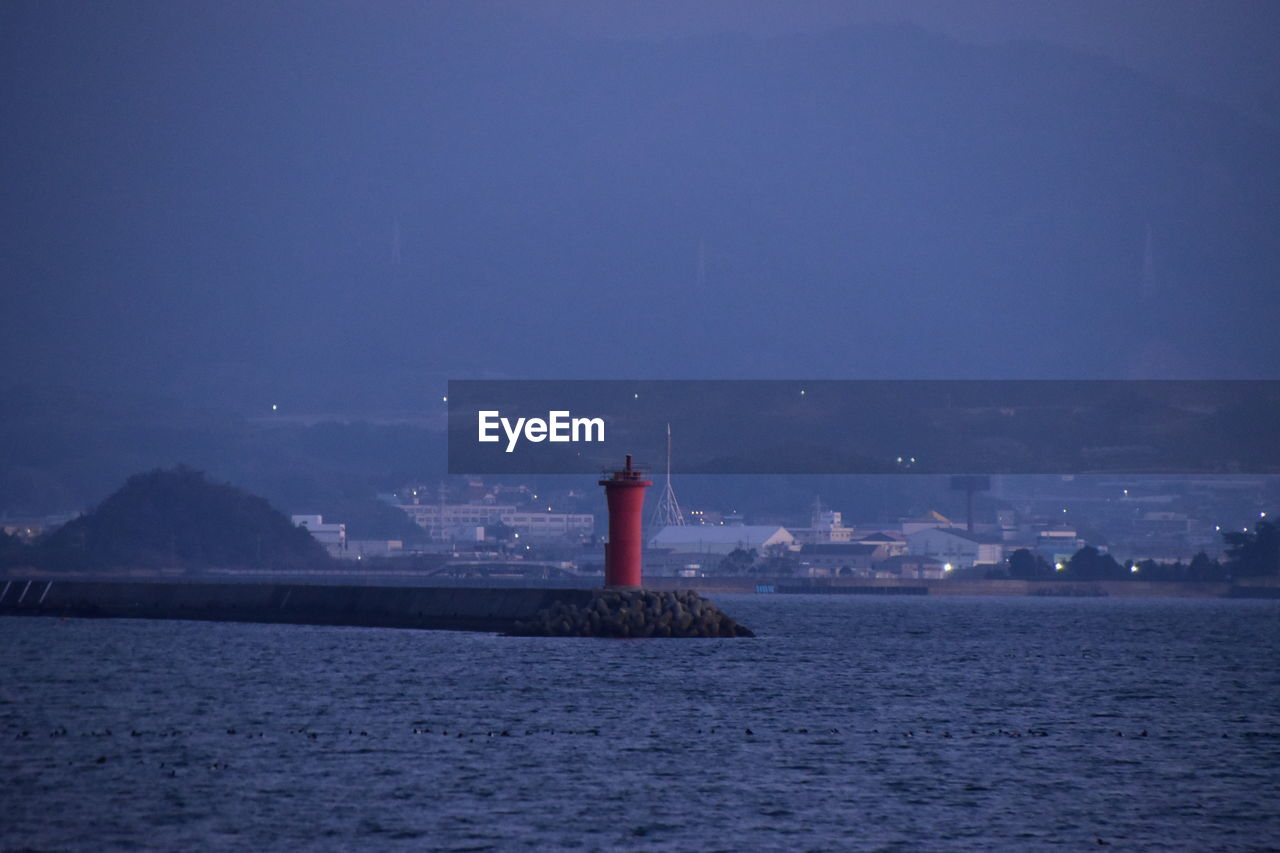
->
[[651, 423, 686, 527]]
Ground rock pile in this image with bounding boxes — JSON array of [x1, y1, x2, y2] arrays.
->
[[510, 589, 754, 638]]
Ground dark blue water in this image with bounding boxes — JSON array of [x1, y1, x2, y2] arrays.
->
[[3, 595, 1278, 851]]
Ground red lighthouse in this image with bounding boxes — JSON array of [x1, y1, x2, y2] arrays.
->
[[599, 455, 652, 588]]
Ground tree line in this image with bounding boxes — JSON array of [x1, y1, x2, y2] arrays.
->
[[1005, 519, 1278, 582]]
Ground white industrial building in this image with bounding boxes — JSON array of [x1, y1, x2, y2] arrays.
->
[[649, 525, 795, 555], [906, 526, 1004, 569], [790, 509, 855, 544], [400, 503, 513, 534], [855, 531, 908, 557], [399, 503, 593, 542], [292, 514, 347, 557], [500, 511, 595, 540]]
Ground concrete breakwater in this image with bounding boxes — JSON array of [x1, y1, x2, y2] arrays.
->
[[511, 588, 754, 638], [0, 579, 753, 638]]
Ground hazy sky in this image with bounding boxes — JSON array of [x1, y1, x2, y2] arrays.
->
[[524, 0, 1280, 122], [2, 1, 1277, 415]]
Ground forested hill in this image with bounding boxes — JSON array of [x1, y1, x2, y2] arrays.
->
[[28, 467, 331, 572]]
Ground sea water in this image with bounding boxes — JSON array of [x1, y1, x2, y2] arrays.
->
[[2, 595, 1278, 851]]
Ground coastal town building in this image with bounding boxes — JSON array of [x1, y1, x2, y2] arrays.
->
[[398, 502, 593, 542], [343, 539, 404, 560], [901, 510, 956, 536], [907, 526, 1004, 569], [855, 530, 909, 557], [649, 524, 795, 555], [292, 514, 347, 557], [791, 508, 855, 544], [796, 542, 878, 577], [1034, 527, 1085, 565], [873, 554, 947, 579]]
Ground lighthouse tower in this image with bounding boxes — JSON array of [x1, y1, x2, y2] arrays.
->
[[599, 455, 652, 588]]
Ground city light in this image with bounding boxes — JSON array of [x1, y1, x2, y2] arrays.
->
[[271, 403, 278, 411], [1055, 562, 1065, 571], [943, 563, 953, 572]]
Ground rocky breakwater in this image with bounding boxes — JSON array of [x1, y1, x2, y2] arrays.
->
[[511, 589, 754, 638]]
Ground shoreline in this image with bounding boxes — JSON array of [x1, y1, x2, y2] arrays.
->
[[4, 570, 1278, 599]]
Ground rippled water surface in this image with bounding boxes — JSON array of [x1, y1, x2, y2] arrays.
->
[[3, 595, 1279, 851]]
